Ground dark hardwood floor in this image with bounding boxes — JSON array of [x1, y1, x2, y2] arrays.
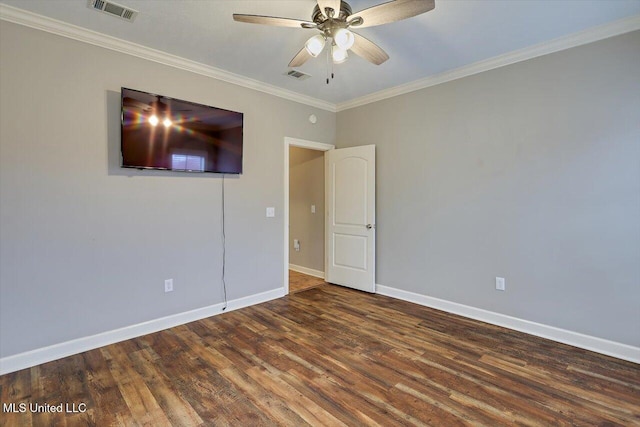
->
[[1, 284, 638, 426], [289, 270, 325, 294]]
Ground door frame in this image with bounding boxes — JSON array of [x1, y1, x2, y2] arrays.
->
[[284, 137, 335, 294]]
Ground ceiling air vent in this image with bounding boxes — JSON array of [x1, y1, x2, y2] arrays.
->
[[285, 69, 311, 81], [88, 0, 138, 22]]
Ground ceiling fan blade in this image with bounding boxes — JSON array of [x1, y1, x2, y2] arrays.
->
[[233, 14, 315, 28], [350, 0, 435, 28], [289, 47, 313, 68], [317, 0, 342, 18], [350, 32, 389, 65]]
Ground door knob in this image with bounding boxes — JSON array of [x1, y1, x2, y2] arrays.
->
[[366, 224, 375, 229]]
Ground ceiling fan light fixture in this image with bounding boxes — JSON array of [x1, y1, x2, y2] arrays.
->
[[334, 28, 354, 50], [332, 45, 348, 64], [305, 34, 326, 57], [148, 114, 159, 126], [233, 0, 435, 74]]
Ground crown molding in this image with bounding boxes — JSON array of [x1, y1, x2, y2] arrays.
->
[[0, 3, 337, 112], [336, 14, 640, 112], [2, 4, 638, 114]]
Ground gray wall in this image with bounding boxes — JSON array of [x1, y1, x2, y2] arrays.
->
[[0, 22, 335, 357], [1, 20, 637, 359], [336, 31, 640, 347], [289, 147, 325, 272]]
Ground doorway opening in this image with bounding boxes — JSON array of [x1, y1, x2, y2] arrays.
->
[[284, 137, 334, 294]]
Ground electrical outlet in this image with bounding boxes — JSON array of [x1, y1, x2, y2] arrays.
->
[[266, 207, 275, 217], [495, 277, 505, 291], [164, 279, 173, 293]]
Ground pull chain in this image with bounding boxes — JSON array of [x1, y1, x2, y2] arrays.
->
[[326, 44, 330, 84], [325, 40, 338, 84], [331, 48, 335, 80], [326, 42, 336, 84]]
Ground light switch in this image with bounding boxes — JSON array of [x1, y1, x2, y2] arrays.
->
[[266, 207, 275, 217], [311, 205, 316, 214]]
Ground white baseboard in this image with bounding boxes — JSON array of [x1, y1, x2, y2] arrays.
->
[[4, 284, 636, 375], [0, 287, 286, 375], [376, 284, 640, 364], [289, 264, 325, 279]]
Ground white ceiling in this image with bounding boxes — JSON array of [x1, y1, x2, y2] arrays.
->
[[2, 0, 640, 106]]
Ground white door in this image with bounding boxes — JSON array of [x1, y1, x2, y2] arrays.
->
[[325, 145, 375, 292]]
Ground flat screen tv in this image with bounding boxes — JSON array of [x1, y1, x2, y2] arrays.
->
[[121, 87, 243, 174]]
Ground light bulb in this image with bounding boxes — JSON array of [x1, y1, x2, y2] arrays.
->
[[305, 34, 326, 57], [332, 45, 348, 64], [334, 28, 354, 50], [163, 118, 172, 127], [148, 115, 159, 126]]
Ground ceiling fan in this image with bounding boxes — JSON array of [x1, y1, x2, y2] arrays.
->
[[233, 0, 435, 75]]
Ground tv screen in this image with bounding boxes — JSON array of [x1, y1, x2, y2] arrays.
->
[[121, 88, 243, 174]]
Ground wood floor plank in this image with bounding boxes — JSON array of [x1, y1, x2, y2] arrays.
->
[[245, 365, 348, 427], [128, 349, 204, 426], [50, 354, 93, 427], [408, 350, 572, 425], [101, 345, 172, 426], [218, 366, 303, 426], [82, 349, 135, 427], [30, 360, 69, 427], [478, 353, 637, 424], [289, 270, 324, 294], [381, 349, 564, 426], [1, 279, 639, 426], [0, 370, 32, 427]]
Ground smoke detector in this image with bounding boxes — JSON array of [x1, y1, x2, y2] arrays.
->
[[88, 0, 138, 22]]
